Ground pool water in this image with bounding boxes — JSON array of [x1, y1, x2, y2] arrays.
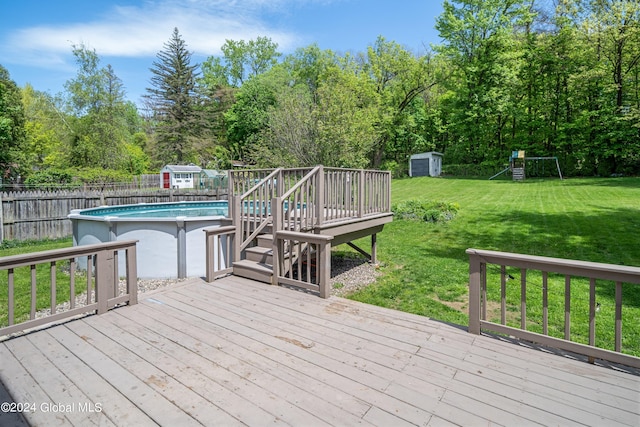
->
[[81, 201, 229, 218]]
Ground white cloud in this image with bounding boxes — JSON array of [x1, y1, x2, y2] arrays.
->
[[3, 0, 308, 69]]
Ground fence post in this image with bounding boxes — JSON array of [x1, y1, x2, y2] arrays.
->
[[467, 250, 482, 334]]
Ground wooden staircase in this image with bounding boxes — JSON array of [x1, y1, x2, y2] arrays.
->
[[203, 166, 393, 297], [233, 233, 276, 283]]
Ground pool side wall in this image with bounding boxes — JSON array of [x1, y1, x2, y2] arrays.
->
[[70, 212, 227, 279]]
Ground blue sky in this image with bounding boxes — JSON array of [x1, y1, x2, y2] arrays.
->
[[1, 0, 444, 105]]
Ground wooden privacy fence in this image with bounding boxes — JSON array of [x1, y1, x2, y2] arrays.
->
[[467, 248, 640, 369], [0, 188, 228, 242]]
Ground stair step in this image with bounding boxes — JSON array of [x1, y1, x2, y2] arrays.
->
[[257, 234, 273, 248], [233, 260, 273, 284], [245, 246, 273, 264]]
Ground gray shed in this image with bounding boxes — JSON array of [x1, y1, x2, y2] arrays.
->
[[409, 152, 443, 177]]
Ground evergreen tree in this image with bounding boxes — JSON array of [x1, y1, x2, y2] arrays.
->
[[146, 27, 202, 165]]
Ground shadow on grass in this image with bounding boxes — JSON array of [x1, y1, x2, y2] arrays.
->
[[557, 177, 640, 189], [411, 206, 640, 308]]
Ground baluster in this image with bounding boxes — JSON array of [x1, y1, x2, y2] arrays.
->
[[564, 275, 571, 340], [500, 265, 506, 325], [30, 265, 37, 319], [542, 271, 548, 335], [520, 268, 527, 330], [8, 268, 14, 326], [50, 261, 57, 315]]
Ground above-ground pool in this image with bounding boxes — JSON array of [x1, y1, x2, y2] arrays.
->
[[69, 201, 230, 279]]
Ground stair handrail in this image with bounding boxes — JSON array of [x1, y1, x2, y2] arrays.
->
[[271, 166, 323, 284], [233, 168, 283, 260], [274, 165, 322, 233]]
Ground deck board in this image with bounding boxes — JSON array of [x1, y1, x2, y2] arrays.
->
[[0, 275, 638, 426]]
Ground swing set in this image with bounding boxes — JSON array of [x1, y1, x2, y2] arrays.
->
[[489, 150, 563, 181]]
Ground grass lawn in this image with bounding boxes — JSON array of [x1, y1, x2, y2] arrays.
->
[[344, 176, 640, 356], [0, 238, 78, 326]]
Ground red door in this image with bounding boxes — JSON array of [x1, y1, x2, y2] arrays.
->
[[162, 172, 170, 188]]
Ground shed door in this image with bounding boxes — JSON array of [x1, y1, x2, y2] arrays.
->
[[162, 172, 171, 188], [411, 159, 429, 177]]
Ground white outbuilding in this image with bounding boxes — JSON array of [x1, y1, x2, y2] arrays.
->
[[160, 164, 202, 189], [409, 152, 443, 177]]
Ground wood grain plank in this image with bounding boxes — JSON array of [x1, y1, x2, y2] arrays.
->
[[69, 316, 255, 427], [0, 343, 69, 426], [3, 337, 112, 427], [125, 300, 375, 422], [100, 307, 361, 426], [24, 330, 158, 427], [138, 291, 444, 426], [46, 323, 203, 426]]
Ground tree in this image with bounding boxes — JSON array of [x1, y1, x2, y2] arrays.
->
[[145, 28, 203, 165], [0, 65, 26, 183], [363, 37, 438, 168], [202, 37, 281, 88], [435, 0, 535, 164], [21, 84, 69, 170], [63, 44, 132, 170]]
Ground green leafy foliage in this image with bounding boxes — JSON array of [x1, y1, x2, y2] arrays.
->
[[392, 198, 459, 222]]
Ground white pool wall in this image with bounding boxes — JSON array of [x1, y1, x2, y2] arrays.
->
[[69, 203, 229, 279]]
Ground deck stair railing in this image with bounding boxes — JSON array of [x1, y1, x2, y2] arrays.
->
[[205, 166, 391, 296], [467, 248, 640, 369], [230, 167, 315, 262], [0, 240, 138, 337]]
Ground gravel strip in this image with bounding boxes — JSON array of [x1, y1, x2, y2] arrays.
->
[[35, 255, 376, 319]]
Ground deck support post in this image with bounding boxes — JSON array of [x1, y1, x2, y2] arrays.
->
[[371, 233, 377, 264]]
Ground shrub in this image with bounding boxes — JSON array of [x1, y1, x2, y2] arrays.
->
[[392, 199, 459, 223]]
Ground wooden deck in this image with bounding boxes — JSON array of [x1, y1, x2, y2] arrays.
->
[[1, 276, 638, 427]]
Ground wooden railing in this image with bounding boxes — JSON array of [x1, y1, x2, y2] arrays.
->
[[0, 240, 138, 338], [321, 168, 391, 225], [230, 167, 315, 261], [274, 231, 333, 298], [222, 166, 392, 295], [204, 225, 236, 281], [467, 248, 640, 368]]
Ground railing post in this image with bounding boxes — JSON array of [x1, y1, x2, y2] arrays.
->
[[205, 231, 215, 282], [272, 197, 282, 285], [126, 245, 138, 305], [316, 165, 324, 226], [318, 239, 332, 299], [95, 249, 114, 315], [468, 250, 482, 334], [358, 169, 365, 217], [234, 196, 242, 263], [276, 168, 284, 197]]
